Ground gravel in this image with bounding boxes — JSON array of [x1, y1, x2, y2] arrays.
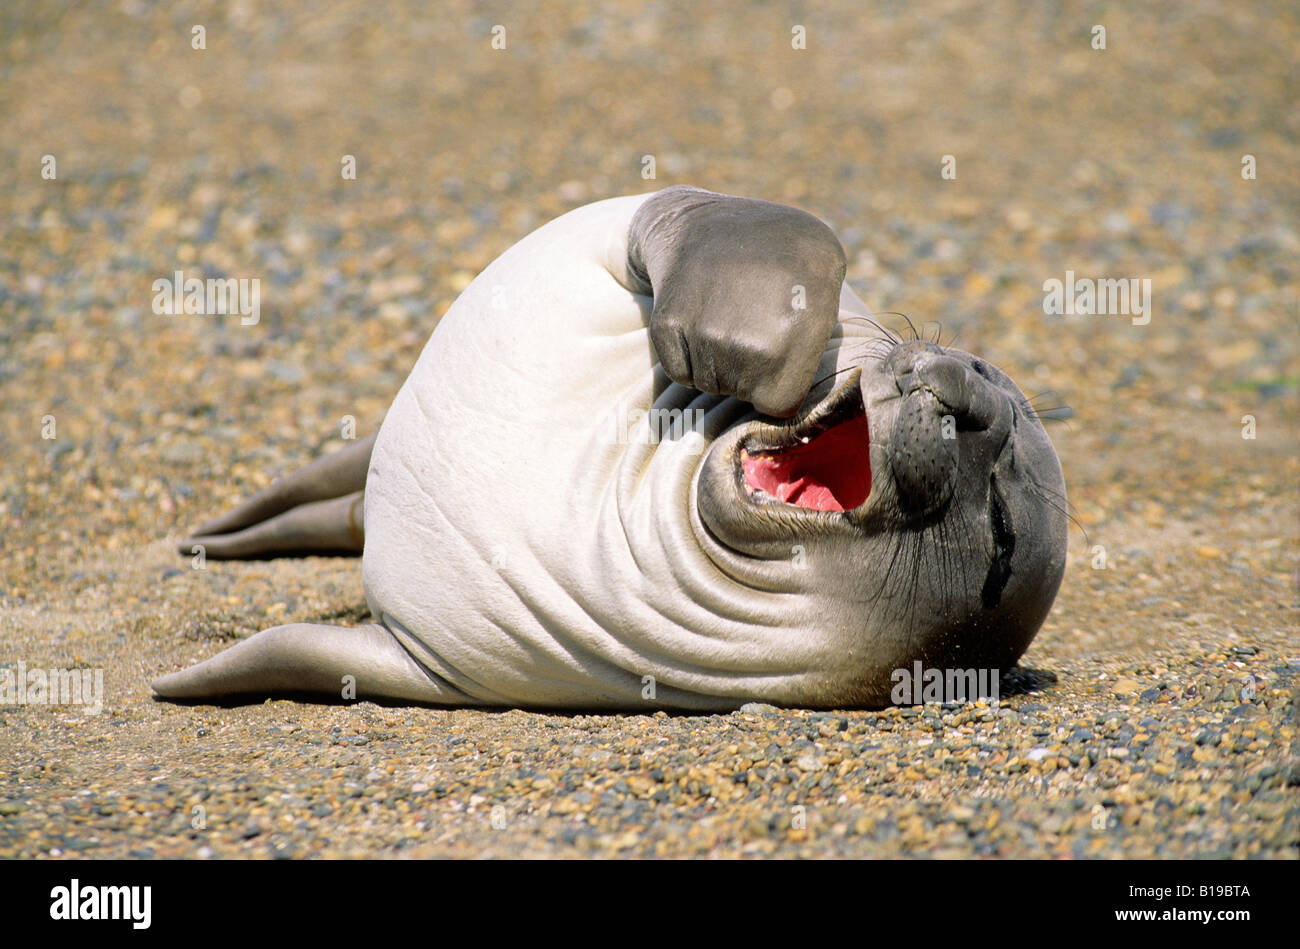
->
[[1, 1, 1296, 858]]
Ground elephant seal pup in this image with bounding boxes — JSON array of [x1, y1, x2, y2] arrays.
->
[[154, 186, 1067, 709]]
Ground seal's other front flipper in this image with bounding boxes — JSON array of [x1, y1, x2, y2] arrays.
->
[[151, 622, 469, 705]]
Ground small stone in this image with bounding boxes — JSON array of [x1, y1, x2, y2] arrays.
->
[[551, 796, 581, 815], [795, 753, 824, 773]]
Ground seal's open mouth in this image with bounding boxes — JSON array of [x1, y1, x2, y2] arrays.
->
[[740, 392, 871, 512]]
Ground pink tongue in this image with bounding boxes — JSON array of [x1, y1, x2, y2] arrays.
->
[[742, 458, 845, 511], [791, 483, 841, 510]]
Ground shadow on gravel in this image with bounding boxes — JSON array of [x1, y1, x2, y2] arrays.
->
[[999, 665, 1059, 698], [148, 664, 1061, 712]]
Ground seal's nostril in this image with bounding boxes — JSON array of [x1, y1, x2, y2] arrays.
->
[[894, 353, 977, 417]]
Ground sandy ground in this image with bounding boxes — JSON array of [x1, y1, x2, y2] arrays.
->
[[0, 0, 1296, 858]]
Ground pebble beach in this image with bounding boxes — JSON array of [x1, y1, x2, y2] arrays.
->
[[0, 0, 1296, 859]]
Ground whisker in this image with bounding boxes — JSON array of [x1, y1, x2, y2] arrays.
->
[[1025, 393, 1071, 409], [808, 362, 865, 393], [1026, 480, 1089, 545], [899, 312, 920, 341], [839, 315, 901, 344]]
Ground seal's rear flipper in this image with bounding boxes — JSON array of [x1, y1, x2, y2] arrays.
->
[[181, 490, 364, 559], [151, 622, 461, 705], [178, 433, 376, 559]]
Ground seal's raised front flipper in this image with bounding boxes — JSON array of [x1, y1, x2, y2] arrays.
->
[[627, 186, 847, 419], [178, 433, 376, 559], [151, 621, 469, 705]]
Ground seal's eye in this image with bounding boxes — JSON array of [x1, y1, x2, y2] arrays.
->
[[970, 359, 992, 379]]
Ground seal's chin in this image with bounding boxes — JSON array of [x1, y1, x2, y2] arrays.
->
[[738, 388, 871, 513]]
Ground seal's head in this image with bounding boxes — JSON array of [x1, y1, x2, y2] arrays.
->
[[698, 333, 1068, 705]]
